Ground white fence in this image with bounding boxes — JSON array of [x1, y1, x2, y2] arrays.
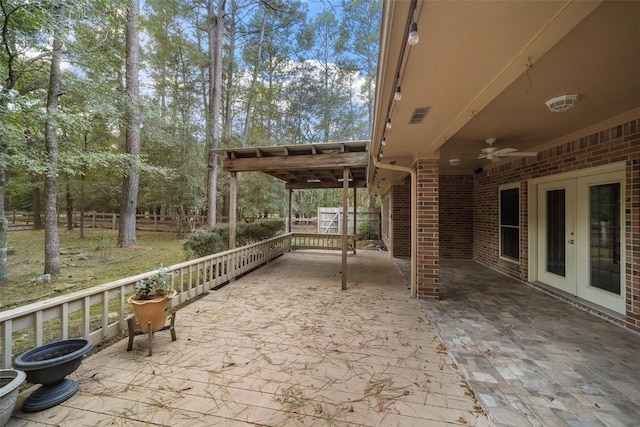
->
[[1, 234, 291, 368], [317, 207, 380, 238], [292, 233, 357, 254]]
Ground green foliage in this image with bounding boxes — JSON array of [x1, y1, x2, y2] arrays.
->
[[238, 219, 285, 244], [182, 219, 285, 259], [239, 173, 287, 219], [357, 218, 374, 239], [0, 0, 382, 278], [182, 227, 228, 260], [134, 265, 173, 300]]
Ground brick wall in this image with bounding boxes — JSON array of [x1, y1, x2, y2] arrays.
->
[[473, 117, 640, 332], [439, 174, 474, 259], [392, 178, 411, 257], [417, 159, 440, 299]]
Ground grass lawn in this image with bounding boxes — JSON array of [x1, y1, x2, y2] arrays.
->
[[2, 228, 186, 310]]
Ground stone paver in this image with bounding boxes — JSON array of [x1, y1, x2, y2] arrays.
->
[[416, 259, 640, 427], [8, 251, 490, 426]]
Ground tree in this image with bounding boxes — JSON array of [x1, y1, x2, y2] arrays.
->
[[342, 0, 381, 134], [205, 0, 225, 227], [341, 0, 381, 206], [43, 3, 66, 276], [143, 0, 208, 238], [0, 0, 50, 281], [241, 9, 266, 148], [118, 0, 141, 247]]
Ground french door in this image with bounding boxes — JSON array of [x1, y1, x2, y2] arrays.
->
[[536, 169, 625, 314]]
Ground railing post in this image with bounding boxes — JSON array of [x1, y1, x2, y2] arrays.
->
[[2, 319, 13, 369]]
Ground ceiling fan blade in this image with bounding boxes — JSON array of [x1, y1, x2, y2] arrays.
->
[[500, 151, 538, 157], [494, 147, 517, 155]]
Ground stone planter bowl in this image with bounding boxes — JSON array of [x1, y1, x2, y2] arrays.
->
[[0, 369, 26, 426]]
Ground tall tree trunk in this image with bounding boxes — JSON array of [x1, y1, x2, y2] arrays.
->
[[0, 62, 13, 281], [43, 5, 64, 276], [206, 0, 225, 228], [118, 0, 141, 247]]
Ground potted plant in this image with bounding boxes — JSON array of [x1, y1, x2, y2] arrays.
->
[[127, 266, 177, 333]]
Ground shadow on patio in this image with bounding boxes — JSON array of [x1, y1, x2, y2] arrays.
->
[[8, 251, 490, 427]]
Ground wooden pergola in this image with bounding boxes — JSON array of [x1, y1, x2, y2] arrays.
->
[[215, 140, 370, 290]]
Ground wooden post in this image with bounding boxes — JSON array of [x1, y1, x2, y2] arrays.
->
[[353, 187, 357, 235], [288, 189, 293, 233], [342, 167, 348, 290], [229, 171, 237, 249]]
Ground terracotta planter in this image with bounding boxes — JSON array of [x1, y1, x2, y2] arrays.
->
[[0, 369, 26, 425], [128, 289, 177, 333]]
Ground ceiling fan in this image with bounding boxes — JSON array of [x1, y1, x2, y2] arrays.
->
[[478, 138, 538, 163]]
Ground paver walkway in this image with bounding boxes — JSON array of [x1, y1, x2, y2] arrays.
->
[[418, 259, 640, 427], [9, 251, 490, 426]]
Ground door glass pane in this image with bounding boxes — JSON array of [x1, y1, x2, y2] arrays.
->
[[546, 189, 565, 276], [590, 183, 621, 294]]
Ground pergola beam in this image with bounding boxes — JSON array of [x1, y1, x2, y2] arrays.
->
[[222, 151, 368, 173], [285, 180, 367, 190]]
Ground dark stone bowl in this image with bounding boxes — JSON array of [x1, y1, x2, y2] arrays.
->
[[13, 338, 93, 386]]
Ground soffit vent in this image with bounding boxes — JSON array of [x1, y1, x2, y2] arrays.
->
[[409, 106, 431, 124]]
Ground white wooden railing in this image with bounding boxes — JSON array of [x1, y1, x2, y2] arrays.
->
[[1, 234, 292, 368], [292, 233, 357, 254]]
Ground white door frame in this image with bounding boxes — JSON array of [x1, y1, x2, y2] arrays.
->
[[528, 162, 626, 314]]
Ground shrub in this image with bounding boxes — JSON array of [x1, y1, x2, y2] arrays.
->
[[183, 219, 285, 259], [357, 219, 375, 239]]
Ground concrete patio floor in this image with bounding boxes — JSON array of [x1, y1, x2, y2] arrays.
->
[[418, 259, 640, 427], [8, 251, 490, 426]]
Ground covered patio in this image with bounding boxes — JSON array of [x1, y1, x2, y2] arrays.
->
[[7, 250, 490, 426]]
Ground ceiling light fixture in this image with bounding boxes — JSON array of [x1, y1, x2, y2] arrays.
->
[[394, 86, 402, 101], [386, 118, 392, 129], [381, 138, 386, 146], [449, 158, 461, 167], [408, 22, 419, 46], [545, 94, 579, 113]]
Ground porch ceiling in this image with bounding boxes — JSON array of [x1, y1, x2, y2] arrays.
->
[[371, 0, 640, 189], [215, 140, 369, 189]]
